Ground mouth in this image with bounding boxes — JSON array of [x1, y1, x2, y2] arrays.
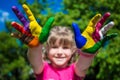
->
[[54, 57, 66, 60], [55, 57, 65, 58]]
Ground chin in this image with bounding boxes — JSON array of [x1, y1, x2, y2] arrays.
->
[[53, 61, 68, 68], [50, 58, 69, 68]]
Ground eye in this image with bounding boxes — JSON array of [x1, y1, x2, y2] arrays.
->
[[63, 46, 70, 49], [52, 46, 58, 48]]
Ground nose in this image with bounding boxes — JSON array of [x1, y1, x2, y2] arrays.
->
[[57, 47, 63, 56]]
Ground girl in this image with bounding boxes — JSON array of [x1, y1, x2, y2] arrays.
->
[[11, 4, 116, 80], [11, 4, 93, 80]]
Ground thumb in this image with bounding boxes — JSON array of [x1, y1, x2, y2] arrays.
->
[[72, 22, 87, 48], [39, 17, 54, 43], [72, 23, 82, 36]]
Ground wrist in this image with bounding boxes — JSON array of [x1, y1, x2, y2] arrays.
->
[[29, 42, 42, 49], [77, 49, 97, 57]]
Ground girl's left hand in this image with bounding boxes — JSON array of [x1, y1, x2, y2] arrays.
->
[[72, 12, 117, 54]]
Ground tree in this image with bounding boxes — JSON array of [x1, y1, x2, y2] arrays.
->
[[1, 0, 120, 80], [0, 22, 34, 80]]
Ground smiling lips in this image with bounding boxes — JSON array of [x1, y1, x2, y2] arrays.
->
[[54, 57, 66, 60], [55, 57, 65, 58]]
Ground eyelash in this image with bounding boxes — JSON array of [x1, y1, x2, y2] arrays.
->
[[63, 47, 69, 49], [52, 46, 58, 48], [51, 46, 70, 49]]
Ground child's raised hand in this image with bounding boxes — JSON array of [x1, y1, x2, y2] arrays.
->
[[83, 12, 117, 53], [11, 4, 54, 44], [72, 12, 117, 54], [72, 14, 101, 49]]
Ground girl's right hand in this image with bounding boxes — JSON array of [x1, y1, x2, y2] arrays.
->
[[11, 4, 54, 47]]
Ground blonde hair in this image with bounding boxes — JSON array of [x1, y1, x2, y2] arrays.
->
[[47, 26, 75, 48]]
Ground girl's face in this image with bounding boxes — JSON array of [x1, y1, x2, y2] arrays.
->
[[47, 39, 75, 68]]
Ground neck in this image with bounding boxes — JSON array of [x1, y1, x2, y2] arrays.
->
[[51, 63, 68, 69]]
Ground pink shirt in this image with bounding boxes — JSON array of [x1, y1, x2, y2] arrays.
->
[[35, 62, 83, 80]]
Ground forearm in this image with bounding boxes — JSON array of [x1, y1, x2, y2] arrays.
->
[[27, 43, 44, 74], [75, 49, 97, 77]]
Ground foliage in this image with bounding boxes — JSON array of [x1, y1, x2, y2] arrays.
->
[[0, 0, 120, 80]]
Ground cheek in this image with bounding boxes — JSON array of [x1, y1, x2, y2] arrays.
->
[[49, 49, 56, 53], [65, 50, 73, 56], [48, 49, 57, 56]]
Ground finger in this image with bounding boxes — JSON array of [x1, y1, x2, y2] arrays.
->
[[24, 36, 34, 44], [83, 33, 117, 53], [43, 17, 54, 31], [11, 32, 21, 38], [12, 6, 29, 31], [72, 23, 82, 36], [11, 22, 30, 35], [89, 14, 101, 27], [99, 21, 114, 39], [22, 4, 36, 22], [39, 17, 55, 43], [96, 12, 111, 31], [92, 12, 111, 42], [102, 33, 117, 43], [22, 35, 34, 44], [84, 14, 101, 35]]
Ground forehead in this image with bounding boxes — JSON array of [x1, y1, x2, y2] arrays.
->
[[55, 38, 72, 46], [48, 36, 73, 47]]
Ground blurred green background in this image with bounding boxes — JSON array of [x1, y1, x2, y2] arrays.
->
[[0, 0, 120, 80]]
